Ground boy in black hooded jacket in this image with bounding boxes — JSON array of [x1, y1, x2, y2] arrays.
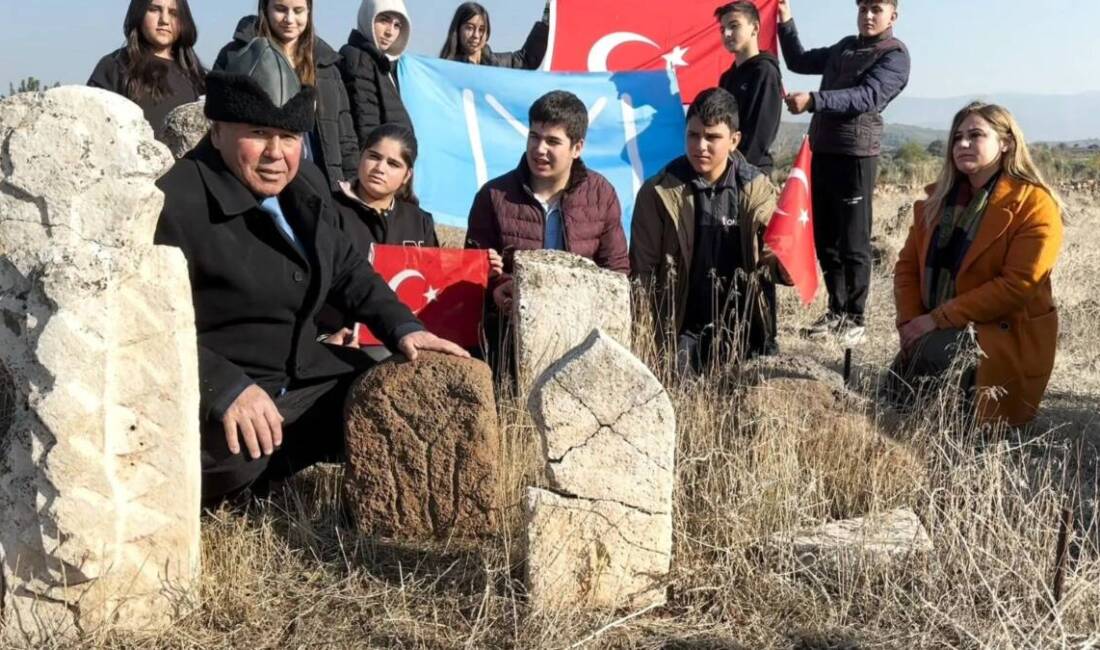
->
[[716, 1, 783, 175]]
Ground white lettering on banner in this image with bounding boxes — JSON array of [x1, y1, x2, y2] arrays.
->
[[486, 94, 528, 138], [462, 88, 490, 187], [620, 93, 643, 196]]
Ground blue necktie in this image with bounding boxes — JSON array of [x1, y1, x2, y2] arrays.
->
[[260, 196, 307, 259]]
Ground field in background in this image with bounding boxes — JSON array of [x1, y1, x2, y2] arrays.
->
[[74, 182, 1100, 650]]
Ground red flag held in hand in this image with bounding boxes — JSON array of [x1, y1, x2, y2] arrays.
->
[[358, 245, 489, 348], [547, 0, 778, 103], [764, 138, 818, 305]]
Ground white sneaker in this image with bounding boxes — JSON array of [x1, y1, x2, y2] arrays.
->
[[837, 322, 867, 346]]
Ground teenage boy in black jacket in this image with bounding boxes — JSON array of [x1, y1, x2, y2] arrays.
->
[[779, 0, 910, 345], [716, 1, 783, 175]]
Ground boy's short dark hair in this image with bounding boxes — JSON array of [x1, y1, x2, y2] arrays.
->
[[529, 91, 588, 143], [857, 0, 898, 6], [686, 88, 740, 133], [714, 1, 760, 27]]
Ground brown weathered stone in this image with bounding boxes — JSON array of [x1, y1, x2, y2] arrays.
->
[[343, 352, 500, 538]]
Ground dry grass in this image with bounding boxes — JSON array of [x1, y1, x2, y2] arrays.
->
[[66, 187, 1100, 649]]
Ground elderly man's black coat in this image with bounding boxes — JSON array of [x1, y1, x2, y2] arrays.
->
[[154, 137, 423, 423]]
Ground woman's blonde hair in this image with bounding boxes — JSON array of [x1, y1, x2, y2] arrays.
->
[[923, 101, 1062, 222], [257, 0, 317, 87]]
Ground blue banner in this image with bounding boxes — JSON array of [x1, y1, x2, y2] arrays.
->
[[397, 55, 686, 235]]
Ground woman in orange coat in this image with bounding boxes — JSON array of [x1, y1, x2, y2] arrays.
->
[[892, 102, 1064, 426]]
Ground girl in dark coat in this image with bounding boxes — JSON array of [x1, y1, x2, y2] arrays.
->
[[438, 2, 549, 70], [322, 124, 501, 345], [88, 0, 205, 141], [339, 0, 414, 148], [213, 0, 359, 191]]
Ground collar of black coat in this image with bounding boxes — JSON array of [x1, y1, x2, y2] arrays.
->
[[188, 135, 277, 218], [517, 155, 590, 196], [858, 27, 895, 46]]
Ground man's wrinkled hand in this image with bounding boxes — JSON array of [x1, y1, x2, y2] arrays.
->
[[397, 330, 471, 361], [222, 384, 284, 460]]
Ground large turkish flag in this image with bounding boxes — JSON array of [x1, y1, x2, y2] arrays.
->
[[358, 245, 490, 348], [764, 138, 818, 305], [546, 0, 778, 103]]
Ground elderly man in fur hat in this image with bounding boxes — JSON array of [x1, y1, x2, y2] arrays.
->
[[155, 39, 467, 507]]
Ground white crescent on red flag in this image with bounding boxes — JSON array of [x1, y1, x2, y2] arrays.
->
[[546, 0, 778, 103], [764, 137, 818, 305], [358, 245, 490, 348]]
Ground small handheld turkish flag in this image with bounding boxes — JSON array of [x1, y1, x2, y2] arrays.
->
[[358, 245, 489, 348], [764, 137, 818, 305], [547, 0, 778, 103]]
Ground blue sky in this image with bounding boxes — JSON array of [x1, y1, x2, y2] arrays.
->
[[4, 0, 1100, 98]]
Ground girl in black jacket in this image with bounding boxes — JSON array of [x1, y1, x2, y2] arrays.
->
[[439, 2, 549, 70], [213, 0, 359, 191], [88, 0, 205, 141], [339, 0, 414, 148], [322, 124, 501, 344]]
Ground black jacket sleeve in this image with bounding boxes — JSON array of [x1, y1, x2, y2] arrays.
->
[[812, 49, 911, 115], [422, 212, 440, 248], [153, 202, 253, 422], [778, 19, 831, 75], [737, 64, 784, 167], [339, 48, 383, 148], [488, 21, 550, 70], [335, 80, 362, 181], [88, 54, 125, 95]]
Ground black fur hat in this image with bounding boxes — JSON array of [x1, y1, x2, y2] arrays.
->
[[205, 38, 316, 133]]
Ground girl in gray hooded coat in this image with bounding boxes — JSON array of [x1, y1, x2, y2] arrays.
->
[[339, 0, 414, 148]]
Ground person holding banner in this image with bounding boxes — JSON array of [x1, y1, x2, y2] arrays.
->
[[213, 0, 359, 191], [154, 39, 467, 506], [891, 102, 1063, 426], [778, 0, 910, 346], [89, 0, 206, 142], [716, 1, 783, 175], [630, 88, 789, 372], [439, 2, 549, 70], [340, 0, 414, 147]]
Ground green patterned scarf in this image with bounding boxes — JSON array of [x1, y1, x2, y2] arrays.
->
[[923, 175, 999, 310]]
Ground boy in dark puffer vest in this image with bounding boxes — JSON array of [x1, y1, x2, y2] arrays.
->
[[779, 0, 910, 345]]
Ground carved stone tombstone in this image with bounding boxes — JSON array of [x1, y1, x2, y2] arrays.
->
[[524, 330, 676, 610], [0, 87, 201, 643], [511, 250, 631, 395]]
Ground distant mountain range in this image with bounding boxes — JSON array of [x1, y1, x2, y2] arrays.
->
[[779, 91, 1100, 146], [774, 122, 946, 158]]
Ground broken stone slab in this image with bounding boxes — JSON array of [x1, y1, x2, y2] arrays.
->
[[344, 352, 500, 539], [524, 329, 675, 611], [512, 250, 631, 395], [0, 86, 200, 643], [524, 487, 671, 611], [775, 508, 933, 574], [528, 329, 675, 514], [738, 354, 846, 393], [161, 100, 209, 159]]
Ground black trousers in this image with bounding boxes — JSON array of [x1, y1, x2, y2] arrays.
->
[[811, 153, 878, 320], [200, 375, 358, 508]]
